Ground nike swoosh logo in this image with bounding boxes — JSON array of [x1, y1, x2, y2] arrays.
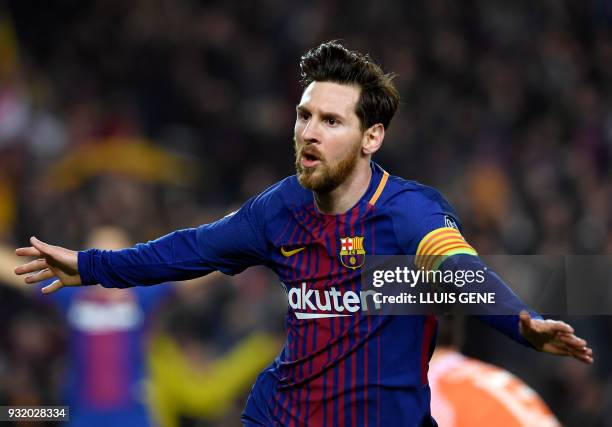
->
[[281, 246, 306, 257]]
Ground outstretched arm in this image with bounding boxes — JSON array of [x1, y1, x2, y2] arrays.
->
[[15, 194, 270, 293], [439, 254, 594, 364], [15, 229, 216, 293], [398, 190, 595, 365]]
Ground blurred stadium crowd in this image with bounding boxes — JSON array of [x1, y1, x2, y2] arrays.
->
[[0, 0, 611, 426]]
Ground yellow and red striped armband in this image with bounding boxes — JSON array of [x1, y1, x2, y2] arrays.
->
[[415, 227, 477, 271]]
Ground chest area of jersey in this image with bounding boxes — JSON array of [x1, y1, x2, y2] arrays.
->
[[272, 212, 399, 286]]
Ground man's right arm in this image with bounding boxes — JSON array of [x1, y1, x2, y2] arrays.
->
[[79, 228, 215, 288], [16, 192, 272, 292]]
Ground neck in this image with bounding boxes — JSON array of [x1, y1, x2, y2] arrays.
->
[[314, 161, 372, 215]]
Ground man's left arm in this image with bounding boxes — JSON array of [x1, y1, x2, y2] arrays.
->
[[437, 252, 593, 363], [396, 189, 593, 364]]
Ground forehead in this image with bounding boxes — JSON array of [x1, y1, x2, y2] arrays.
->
[[298, 81, 360, 117]]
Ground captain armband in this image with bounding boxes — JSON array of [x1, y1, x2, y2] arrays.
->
[[414, 227, 477, 272]]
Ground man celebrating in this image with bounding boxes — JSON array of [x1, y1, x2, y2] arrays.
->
[[15, 41, 592, 427]]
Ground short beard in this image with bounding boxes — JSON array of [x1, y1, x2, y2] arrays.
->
[[294, 140, 361, 194]]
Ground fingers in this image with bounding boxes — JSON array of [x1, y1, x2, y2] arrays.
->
[[15, 239, 49, 275], [15, 247, 43, 257], [552, 333, 594, 364], [25, 268, 55, 284], [546, 345, 572, 357], [42, 279, 63, 294], [15, 237, 53, 257], [15, 258, 49, 276], [579, 347, 594, 360], [556, 332, 586, 350], [570, 347, 594, 364], [30, 236, 51, 254], [545, 319, 574, 334], [525, 314, 575, 335], [548, 341, 580, 358], [559, 333, 594, 364]]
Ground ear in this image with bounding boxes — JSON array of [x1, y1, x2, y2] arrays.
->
[[362, 124, 385, 155]]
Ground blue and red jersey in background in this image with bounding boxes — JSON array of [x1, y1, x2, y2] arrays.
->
[[43, 284, 172, 427]]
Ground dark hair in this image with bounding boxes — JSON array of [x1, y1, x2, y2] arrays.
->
[[299, 41, 400, 131]]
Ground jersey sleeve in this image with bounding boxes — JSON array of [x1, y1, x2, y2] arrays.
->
[[390, 185, 477, 265], [412, 197, 478, 272], [194, 193, 270, 274], [391, 185, 541, 347], [78, 192, 272, 288]]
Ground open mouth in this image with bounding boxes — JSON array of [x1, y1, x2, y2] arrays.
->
[[300, 150, 321, 168]]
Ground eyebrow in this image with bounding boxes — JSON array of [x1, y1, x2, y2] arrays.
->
[[296, 105, 346, 120]]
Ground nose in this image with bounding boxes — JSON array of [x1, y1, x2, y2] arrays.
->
[[301, 119, 319, 143]]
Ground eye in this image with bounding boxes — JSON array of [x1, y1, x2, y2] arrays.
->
[[298, 111, 310, 121], [325, 117, 339, 126]]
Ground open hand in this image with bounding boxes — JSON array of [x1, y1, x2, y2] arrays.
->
[[14, 237, 81, 294], [519, 311, 593, 364]]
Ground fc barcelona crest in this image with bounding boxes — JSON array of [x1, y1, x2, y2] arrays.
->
[[339, 236, 366, 269]]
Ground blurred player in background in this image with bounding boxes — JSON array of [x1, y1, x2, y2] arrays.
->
[[429, 316, 561, 427], [3, 226, 172, 427], [2, 228, 280, 427], [45, 227, 176, 427], [14, 41, 593, 426]]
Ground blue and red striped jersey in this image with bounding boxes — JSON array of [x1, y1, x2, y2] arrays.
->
[[40, 283, 172, 426], [78, 162, 535, 426]]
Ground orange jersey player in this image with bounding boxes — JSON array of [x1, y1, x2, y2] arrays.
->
[[430, 316, 561, 427]]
